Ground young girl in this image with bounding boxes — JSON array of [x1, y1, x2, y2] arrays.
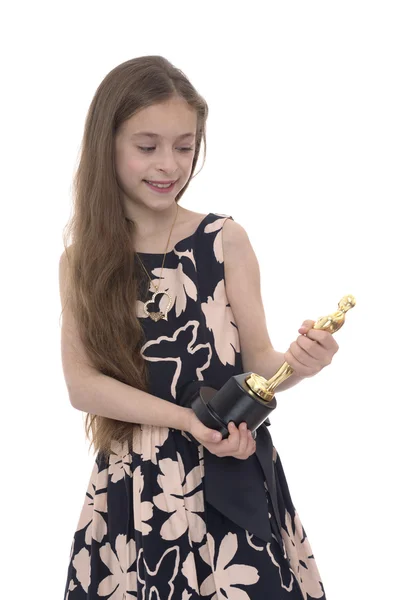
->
[[60, 56, 338, 599]]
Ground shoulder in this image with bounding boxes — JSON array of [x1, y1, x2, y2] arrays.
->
[[220, 217, 253, 267], [220, 217, 262, 312], [221, 217, 248, 243]]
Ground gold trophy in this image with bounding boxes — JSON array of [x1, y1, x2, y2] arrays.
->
[[187, 296, 356, 438]]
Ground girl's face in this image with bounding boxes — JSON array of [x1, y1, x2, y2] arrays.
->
[[115, 96, 197, 214]]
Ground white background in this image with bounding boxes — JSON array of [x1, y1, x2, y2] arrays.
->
[[1, 1, 399, 598]]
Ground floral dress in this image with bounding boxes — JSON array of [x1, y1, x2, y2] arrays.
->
[[63, 213, 327, 600]]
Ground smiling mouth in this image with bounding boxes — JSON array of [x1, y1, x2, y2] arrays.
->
[[144, 180, 177, 184], [143, 180, 178, 191]]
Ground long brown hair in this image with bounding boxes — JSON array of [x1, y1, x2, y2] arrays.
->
[[61, 56, 208, 460]]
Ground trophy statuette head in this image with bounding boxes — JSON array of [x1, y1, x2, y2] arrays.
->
[[313, 294, 356, 334], [338, 295, 356, 312]]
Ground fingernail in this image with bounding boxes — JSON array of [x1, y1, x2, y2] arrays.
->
[[213, 432, 221, 441]]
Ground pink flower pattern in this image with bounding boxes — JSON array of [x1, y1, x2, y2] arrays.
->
[[199, 532, 260, 599]]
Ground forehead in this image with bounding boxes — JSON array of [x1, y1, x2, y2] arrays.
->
[[124, 99, 197, 139]]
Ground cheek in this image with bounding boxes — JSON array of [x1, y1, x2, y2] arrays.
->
[[117, 155, 147, 180], [128, 158, 146, 175]]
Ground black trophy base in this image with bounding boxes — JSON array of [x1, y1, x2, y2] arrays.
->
[[190, 373, 277, 439]]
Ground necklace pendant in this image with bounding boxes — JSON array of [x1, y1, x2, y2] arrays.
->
[[144, 290, 173, 322], [148, 311, 165, 322]]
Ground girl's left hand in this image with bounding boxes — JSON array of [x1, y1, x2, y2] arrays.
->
[[284, 319, 339, 378]]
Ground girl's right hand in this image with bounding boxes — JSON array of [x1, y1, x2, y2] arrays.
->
[[187, 409, 256, 460]]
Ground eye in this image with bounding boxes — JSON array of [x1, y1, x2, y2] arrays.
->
[[138, 147, 194, 153]]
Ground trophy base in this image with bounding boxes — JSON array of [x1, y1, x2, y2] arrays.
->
[[191, 386, 230, 438], [177, 375, 277, 441]]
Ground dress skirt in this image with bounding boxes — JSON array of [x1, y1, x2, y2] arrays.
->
[[63, 425, 326, 599]]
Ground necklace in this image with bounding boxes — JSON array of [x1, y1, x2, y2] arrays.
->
[[134, 204, 180, 322]]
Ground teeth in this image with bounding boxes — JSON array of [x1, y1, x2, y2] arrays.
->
[[147, 181, 173, 188]]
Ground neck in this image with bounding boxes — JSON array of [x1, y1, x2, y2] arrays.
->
[[127, 203, 181, 239]]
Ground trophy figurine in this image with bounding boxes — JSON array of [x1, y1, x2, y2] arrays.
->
[[188, 295, 356, 439]]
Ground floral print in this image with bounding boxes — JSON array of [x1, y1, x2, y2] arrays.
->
[[75, 461, 108, 546], [98, 534, 137, 599], [201, 279, 240, 367], [63, 213, 326, 599], [153, 454, 206, 543], [199, 532, 260, 599], [281, 511, 325, 599]]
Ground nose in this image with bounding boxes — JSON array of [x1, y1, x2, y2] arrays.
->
[[155, 147, 179, 174]]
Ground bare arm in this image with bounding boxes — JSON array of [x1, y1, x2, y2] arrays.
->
[[222, 220, 337, 390], [223, 220, 306, 392], [59, 249, 195, 434], [70, 373, 192, 431]]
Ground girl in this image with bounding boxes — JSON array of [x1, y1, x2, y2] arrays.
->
[[60, 56, 338, 599]]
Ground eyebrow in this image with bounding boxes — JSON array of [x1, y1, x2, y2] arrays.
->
[[131, 132, 195, 139]]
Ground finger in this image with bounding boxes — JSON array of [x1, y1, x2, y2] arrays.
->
[[249, 431, 257, 455], [218, 422, 240, 455], [234, 422, 249, 457], [306, 329, 339, 352], [298, 319, 315, 334], [205, 426, 256, 458], [210, 429, 223, 443], [188, 411, 223, 445], [284, 349, 315, 377], [200, 425, 222, 444], [289, 340, 321, 369], [239, 429, 256, 459], [296, 334, 326, 361], [246, 429, 256, 456]]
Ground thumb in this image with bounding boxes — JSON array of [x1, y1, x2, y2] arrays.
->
[[298, 319, 315, 334], [210, 428, 222, 443], [188, 409, 222, 443], [200, 423, 222, 444]]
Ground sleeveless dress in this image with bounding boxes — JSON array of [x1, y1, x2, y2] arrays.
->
[[63, 213, 327, 600]]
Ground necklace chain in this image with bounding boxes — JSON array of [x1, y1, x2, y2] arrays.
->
[[135, 204, 180, 293]]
